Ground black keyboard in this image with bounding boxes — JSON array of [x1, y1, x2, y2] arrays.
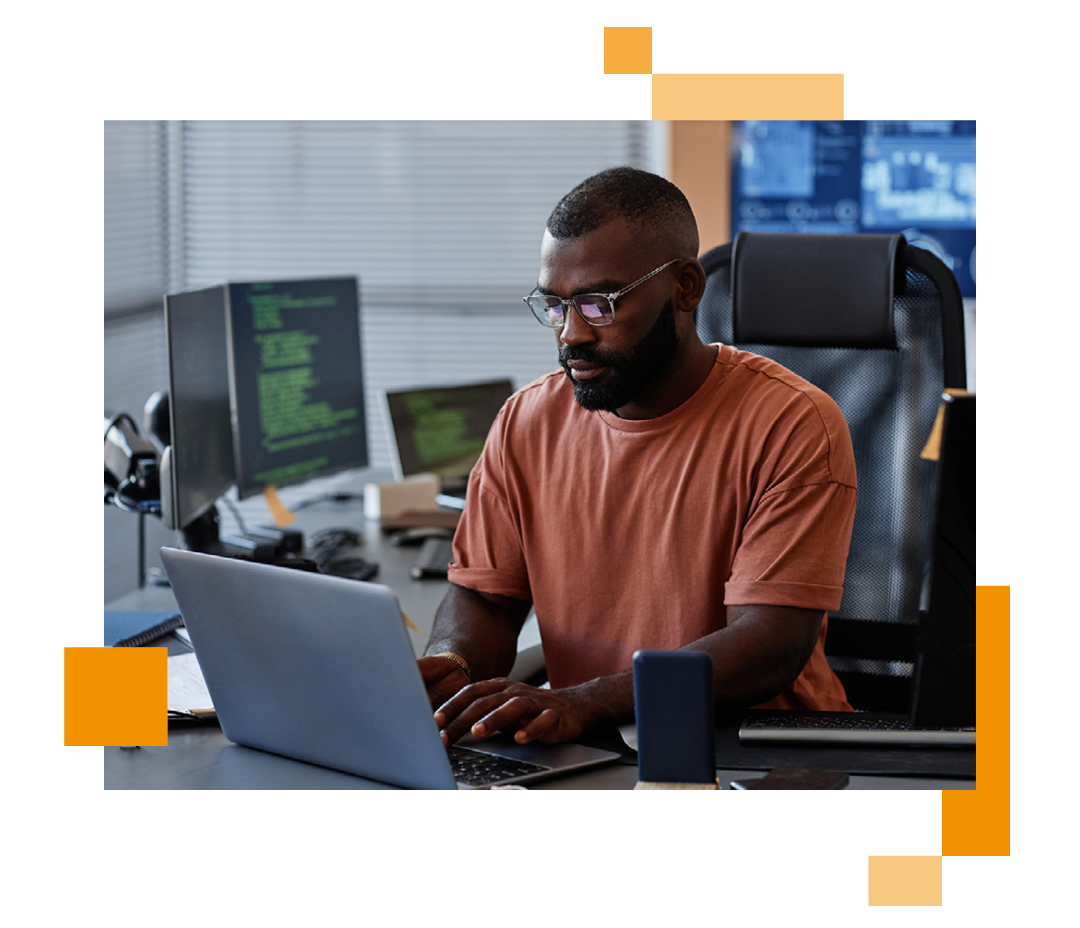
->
[[446, 744, 549, 787], [739, 711, 975, 747], [410, 537, 454, 579]]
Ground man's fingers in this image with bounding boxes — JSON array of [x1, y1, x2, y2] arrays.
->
[[439, 692, 525, 744], [434, 678, 514, 724], [435, 682, 535, 744], [432, 680, 583, 746], [470, 695, 539, 738], [514, 708, 560, 744]]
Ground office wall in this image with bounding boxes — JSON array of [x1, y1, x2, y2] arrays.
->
[[669, 121, 731, 253]]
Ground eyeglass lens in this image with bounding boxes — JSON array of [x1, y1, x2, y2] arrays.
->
[[530, 295, 613, 327]]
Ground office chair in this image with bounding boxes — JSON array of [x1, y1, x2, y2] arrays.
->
[[695, 232, 967, 712]]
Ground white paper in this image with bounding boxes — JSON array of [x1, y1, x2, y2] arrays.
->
[[167, 652, 215, 714]]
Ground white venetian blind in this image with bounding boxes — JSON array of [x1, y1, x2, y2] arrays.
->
[[103, 121, 168, 317]]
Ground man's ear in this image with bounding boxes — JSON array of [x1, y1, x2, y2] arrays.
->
[[674, 258, 707, 313]]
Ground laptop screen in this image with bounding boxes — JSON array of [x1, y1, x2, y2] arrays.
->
[[384, 380, 514, 489]]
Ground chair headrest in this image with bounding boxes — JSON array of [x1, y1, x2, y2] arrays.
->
[[731, 232, 903, 349]]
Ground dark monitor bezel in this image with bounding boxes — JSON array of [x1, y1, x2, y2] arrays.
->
[[162, 285, 237, 531]]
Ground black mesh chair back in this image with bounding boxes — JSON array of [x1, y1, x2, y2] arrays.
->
[[696, 232, 967, 712]]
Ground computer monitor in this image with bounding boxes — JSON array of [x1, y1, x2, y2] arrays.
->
[[383, 379, 514, 492], [224, 277, 368, 500], [161, 287, 237, 533], [731, 120, 976, 298]]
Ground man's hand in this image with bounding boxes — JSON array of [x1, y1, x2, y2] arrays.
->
[[434, 678, 592, 746], [418, 656, 470, 710]]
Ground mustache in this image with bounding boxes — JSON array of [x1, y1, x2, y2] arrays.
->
[[559, 344, 618, 366]]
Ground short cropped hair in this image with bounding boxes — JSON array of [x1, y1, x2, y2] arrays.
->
[[546, 166, 699, 255]]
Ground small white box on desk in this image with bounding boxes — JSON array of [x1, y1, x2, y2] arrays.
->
[[363, 474, 440, 520]]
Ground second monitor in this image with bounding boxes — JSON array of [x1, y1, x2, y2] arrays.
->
[[225, 277, 368, 500]]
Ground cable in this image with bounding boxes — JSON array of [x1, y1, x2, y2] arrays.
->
[[105, 481, 162, 516], [290, 491, 364, 512], [220, 496, 249, 535], [104, 412, 139, 442]]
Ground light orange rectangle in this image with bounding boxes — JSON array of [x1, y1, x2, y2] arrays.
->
[[65, 647, 168, 746], [868, 856, 942, 906], [652, 74, 843, 120], [942, 586, 1010, 856]]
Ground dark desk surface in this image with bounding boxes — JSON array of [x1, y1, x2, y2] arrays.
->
[[105, 724, 973, 790], [105, 492, 975, 791]]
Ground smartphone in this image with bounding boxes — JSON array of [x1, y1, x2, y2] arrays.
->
[[632, 650, 716, 784], [730, 766, 849, 790]]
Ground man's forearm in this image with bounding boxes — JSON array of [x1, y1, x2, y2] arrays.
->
[[561, 604, 823, 728], [684, 604, 825, 707], [424, 583, 530, 682]]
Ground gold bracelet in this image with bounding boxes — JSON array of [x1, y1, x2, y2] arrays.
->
[[430, 651, 471, 682]]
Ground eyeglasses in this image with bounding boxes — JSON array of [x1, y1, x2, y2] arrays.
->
[[523, 259, 680, 328]]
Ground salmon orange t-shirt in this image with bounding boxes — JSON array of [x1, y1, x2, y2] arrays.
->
[[447, 344, 857, 711]]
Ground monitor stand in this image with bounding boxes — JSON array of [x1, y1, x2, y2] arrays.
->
[[178, 505, 315, 571]]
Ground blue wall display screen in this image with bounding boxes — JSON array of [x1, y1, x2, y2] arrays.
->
[[731, 121, 976, 298]]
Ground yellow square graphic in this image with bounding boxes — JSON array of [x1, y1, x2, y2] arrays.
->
[[868, 856, 942, 906], [65, 647, 168, 746], [604, 27, 652, 74]]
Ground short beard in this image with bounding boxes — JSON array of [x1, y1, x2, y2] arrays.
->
[[559, 299, 679, 412]]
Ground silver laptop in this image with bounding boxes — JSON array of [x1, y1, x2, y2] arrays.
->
[[160, 548, 619, 789]]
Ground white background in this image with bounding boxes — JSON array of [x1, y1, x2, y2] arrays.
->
[[3, 0, 1068, 922]]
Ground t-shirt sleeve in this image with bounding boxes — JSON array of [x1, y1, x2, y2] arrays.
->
[[446, 410, 533, 602], [724, 391, 857, 613]]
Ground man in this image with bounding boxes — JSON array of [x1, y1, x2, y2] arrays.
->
[[419, 167, 857, 747]]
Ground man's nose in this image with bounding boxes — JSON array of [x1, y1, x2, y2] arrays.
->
[[559, 303, 599, 347]]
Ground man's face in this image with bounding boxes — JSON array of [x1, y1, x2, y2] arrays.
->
[[537, 220, 682, 415], [558, 298, 678, 412]]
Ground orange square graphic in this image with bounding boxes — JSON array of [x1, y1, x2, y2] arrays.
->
[[65, 647, 167, 746], [604, 27, 652, 74], [868, 856, 942, 906]]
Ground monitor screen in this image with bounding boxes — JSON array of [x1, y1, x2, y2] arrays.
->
[[225, 277, 368, 499], [384, 380, 514, 489], [731, 120, 976, 298], [163, 287, 237, 530]]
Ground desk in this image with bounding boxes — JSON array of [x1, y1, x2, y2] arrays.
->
[[105, 726, 973, 790], [105, 493, 974, 791]]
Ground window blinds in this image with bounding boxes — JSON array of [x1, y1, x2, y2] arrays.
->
[[104, 121, 168, 318]]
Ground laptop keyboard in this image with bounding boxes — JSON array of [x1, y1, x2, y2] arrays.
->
[[739, 711, 975, 747], [446, 744, 550, 787]]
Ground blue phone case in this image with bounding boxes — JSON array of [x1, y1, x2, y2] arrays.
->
[[632, 650, 716, 784]]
